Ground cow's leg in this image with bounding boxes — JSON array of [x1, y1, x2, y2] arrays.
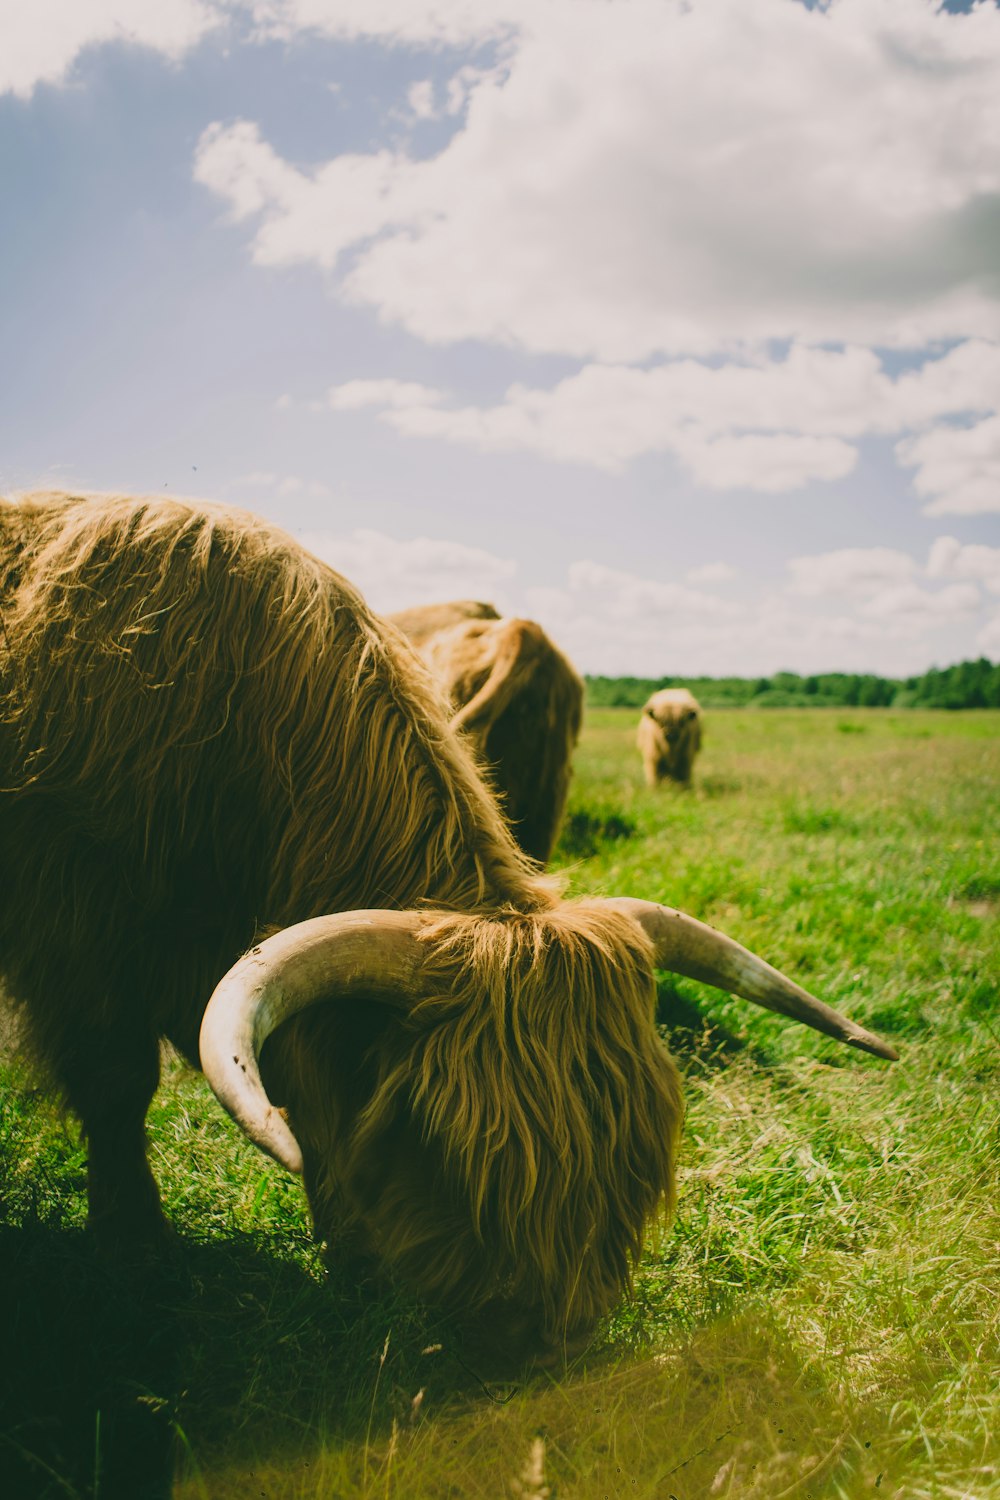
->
[[59, 1020, 166, 1249]]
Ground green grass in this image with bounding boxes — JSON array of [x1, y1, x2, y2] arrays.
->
[[2, 708, 998, 1498]]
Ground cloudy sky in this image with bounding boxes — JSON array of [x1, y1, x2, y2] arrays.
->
[[3, 0, 1000, 676]]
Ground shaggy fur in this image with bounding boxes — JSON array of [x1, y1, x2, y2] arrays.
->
[[390, 605, 584, 864], [637, 688, 703, 788], [1, 491, 680, 1359], [270, 904, 681, 1351], [387, 598, 499, 648]]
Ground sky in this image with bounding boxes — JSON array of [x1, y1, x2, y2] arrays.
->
[[2, 0, 1000, 678]]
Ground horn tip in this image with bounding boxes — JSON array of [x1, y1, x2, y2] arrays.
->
[[848, 1032, 899, 1062], [263, 1112, 304, 1174]]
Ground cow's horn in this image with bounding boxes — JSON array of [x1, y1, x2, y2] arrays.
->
[[199, 910, 427, 1173], [606, 897, 898, 1061]]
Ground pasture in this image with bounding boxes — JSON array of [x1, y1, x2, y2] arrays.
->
[[1, 706, 997, 1499]]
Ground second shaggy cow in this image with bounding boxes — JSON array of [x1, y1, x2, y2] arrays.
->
[[389, 602, 584, 863]]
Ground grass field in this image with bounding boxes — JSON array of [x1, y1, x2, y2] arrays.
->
[[1, 707, 998, 1499]]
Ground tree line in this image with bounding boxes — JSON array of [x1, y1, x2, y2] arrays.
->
[[586, 656, 1000, 710]]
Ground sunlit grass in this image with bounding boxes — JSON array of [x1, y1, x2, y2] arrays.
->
[[2, 708, 997, 1498]]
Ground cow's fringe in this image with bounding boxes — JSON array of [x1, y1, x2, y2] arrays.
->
[[291, 902, 682, 1345]]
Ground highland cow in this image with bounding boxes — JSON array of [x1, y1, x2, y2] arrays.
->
[[0, 492, 896, 1364], [389, 602, 584, 863], [638, 687, 703, 788]]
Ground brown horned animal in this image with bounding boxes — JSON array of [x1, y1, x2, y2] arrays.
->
[[389, 601, 584, 864], [0, 492, 897, 1365], [638, 687, 703, 788]]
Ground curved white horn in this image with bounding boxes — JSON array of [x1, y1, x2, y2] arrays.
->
[[199, 910, 427, 1173], [606, 897, 898, 1062]]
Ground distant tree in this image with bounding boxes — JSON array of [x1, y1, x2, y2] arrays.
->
[[904, 658, 1000, 709], [584, 655, 998, 711]]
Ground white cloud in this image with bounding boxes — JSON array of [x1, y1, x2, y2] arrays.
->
[[248, 0, 528, 50], [927, 536, 1000, 595], [565, 560, 741, 625], [788, 547, 918, 598], [327, 379, 445, 411], [978, 611, 1000, 657], [298, 527, 516, 613], [236, 469, 278, 486], [193, 120, 298, 223], [407, 79, 437, 120], [897, 415, 1000, 516], [672, 431, 858, 493], [0, 0, 221, 98], [783, 543, 990, 640], [521, 562, 985, 679], [686, 562, 737, 585], [365, 339, 999, 445], [193, 120, 434, 271], [323, 341, 1000, 488], [191, 1, 1000, 505], [196, 0, 1000, 360], [859, 581, 980, 623], [889, 340, 1000, 430], [520, 562, 754, 677], [233, 471, 332, 499], [278, 476, 331, 498], [445, 65, 495, 117]]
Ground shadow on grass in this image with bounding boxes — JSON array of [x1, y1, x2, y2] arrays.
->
[[556, 806, 637, 860], [0, 1214, 490, 1500], [698, 773, 747, 798], [173, 1301, 903, 1500], [654, 979, 780, 1072], [0, 1217, 179, 1499]]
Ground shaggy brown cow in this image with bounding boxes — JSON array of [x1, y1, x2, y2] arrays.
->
[[0, 492, 897, 1365], [638, 687, 703, 788], [389, 602, 584, 863]]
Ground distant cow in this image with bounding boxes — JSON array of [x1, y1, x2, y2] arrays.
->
[[1, 492, 896, 1367], [390, 603, 584, 864], [638, 687, 703, 788]]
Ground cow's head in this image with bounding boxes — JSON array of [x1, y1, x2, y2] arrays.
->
[[647, 697, 698, 747], [199, 902, 896, 1365]]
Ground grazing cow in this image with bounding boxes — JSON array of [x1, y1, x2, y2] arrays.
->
[[389, 603, 584, 864], [0, 492, 896, 1365], [638, 687, 703, 788]]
